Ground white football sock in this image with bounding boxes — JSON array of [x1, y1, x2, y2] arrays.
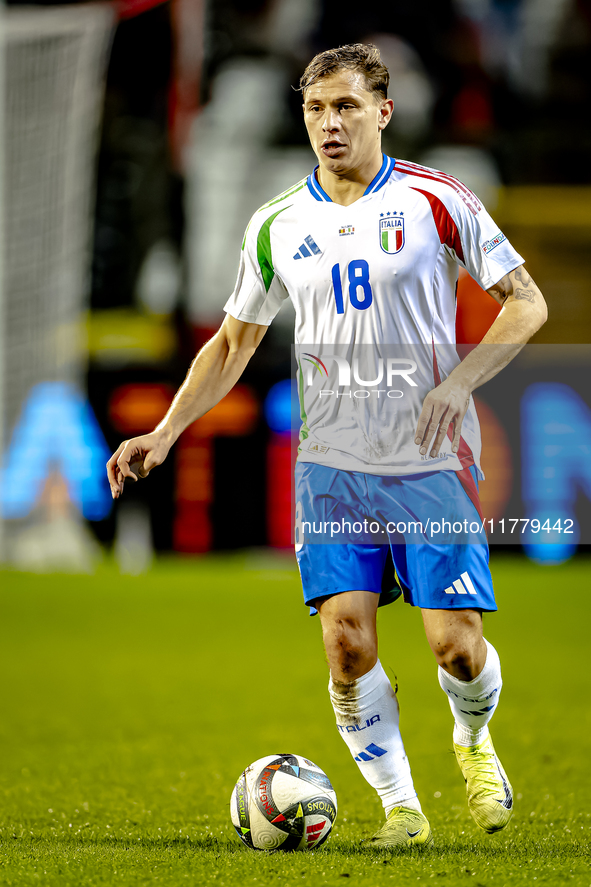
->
[[329, 660, 421, 816], [438, 638, 502, 747]]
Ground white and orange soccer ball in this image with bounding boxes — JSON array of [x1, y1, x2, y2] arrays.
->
[[230, 753, 337, 851]]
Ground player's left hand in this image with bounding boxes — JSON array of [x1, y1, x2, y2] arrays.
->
[[414, 378, 471, 458]]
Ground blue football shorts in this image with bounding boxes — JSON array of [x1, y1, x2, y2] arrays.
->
[[294, 461, 496, 614]]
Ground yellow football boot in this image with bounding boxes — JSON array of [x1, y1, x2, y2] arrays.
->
[[369, 806, 433, 849], [454, 733, 513, 833]]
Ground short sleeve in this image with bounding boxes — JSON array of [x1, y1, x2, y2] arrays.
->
[[223, 210, 290, 326], [452, 198, 525, 291]]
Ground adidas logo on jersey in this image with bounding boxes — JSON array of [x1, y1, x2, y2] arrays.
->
[[444, 571, 478, 595], [354, 743, 388, 763], [293, 235, 321, 260]]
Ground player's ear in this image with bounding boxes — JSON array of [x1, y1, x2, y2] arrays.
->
[[378, 98, 394, 130]]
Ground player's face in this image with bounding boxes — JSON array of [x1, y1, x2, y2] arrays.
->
[[303, 70, 392, 177]]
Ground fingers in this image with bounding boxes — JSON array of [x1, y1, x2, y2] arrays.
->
[[133, 450, 162, 479], [142, 450, 162, 476], [415, 397, 447, 457], [106, 440, 146, 499], [117, 442, 142, 483], [106, 435, 168, 499], [450, 417, 462, 454], [127, 454, 145, 483], [106, 442, 127, 499], [429, 409, 453, 457], [414, 402, 433, 454], [415, 390, 468, 458]]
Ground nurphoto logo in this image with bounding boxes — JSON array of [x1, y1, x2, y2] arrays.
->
[[302, 353, 418, 399]]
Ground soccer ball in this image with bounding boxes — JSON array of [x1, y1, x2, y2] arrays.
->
[[230, 753, 337, 851]]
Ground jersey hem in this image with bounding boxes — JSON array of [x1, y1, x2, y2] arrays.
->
[[296, 452, 483, 479], [224, 307, 271, 325]]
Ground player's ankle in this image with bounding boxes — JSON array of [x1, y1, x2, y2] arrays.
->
[[454, 723, 489, 748], [384, 794, 422, 816]]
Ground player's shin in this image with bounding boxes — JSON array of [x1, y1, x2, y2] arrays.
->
[[439, 639, 513, 832], [328, 660, 421, 816], [437, 638, 502, 746]]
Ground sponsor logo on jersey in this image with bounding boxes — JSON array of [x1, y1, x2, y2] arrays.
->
[[293, 235, 322, 260], [337, 714, 381, 733], [379, 212, 405, 254], [339, 225, 354, 236], [304, 441, 330, 455], [444, 571, 478, 595], [482, 232, 506, 255]]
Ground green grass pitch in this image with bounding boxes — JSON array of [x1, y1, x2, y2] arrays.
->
[[1, 552, 590, 886]]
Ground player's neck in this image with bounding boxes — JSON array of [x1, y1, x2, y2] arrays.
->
[[316, 151, 384, 206]]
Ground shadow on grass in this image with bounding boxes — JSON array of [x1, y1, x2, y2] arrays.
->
[[324, 837, 590, 861]]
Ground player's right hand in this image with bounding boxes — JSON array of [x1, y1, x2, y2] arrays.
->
[[106, 431, 171, 499]]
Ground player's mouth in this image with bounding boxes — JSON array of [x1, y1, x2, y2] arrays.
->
[[321, 140, 346, 157]]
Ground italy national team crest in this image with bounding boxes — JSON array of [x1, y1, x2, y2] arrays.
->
[[379, 213, 405, 254]]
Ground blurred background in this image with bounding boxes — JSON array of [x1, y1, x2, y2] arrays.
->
[[1, 0, 591, 573]]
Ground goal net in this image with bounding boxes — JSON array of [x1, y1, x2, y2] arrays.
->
[[0, 3, 115, 566]]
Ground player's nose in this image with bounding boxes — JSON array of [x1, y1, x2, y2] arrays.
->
[[322, 109, 341, 131]]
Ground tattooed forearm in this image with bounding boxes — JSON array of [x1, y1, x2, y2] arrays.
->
[[513, 267, 536, 301], [489, 273, 511, 304], [514, 287, 536, 302], [512, 265, 536, 302], [484, 263, 548, 339], [514, 266, 532, 287], [488, 265, 538, 305]]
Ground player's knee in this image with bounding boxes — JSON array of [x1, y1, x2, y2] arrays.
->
[[334, 635, 365, 679], [433, 639, 480, 680], [324, 615, 376, 680]]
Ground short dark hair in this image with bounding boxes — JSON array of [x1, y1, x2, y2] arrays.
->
[[299, 43, 389, 101]]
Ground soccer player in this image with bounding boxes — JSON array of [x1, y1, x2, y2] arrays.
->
[[107, 44, 547, 849]]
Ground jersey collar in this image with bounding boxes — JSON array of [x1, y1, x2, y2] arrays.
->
[[307, 154, 395, 202]]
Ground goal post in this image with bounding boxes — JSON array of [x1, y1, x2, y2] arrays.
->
[[0, 3, 115, 563]]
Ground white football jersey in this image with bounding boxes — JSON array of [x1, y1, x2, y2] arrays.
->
[[224, 155, 524, 477]]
